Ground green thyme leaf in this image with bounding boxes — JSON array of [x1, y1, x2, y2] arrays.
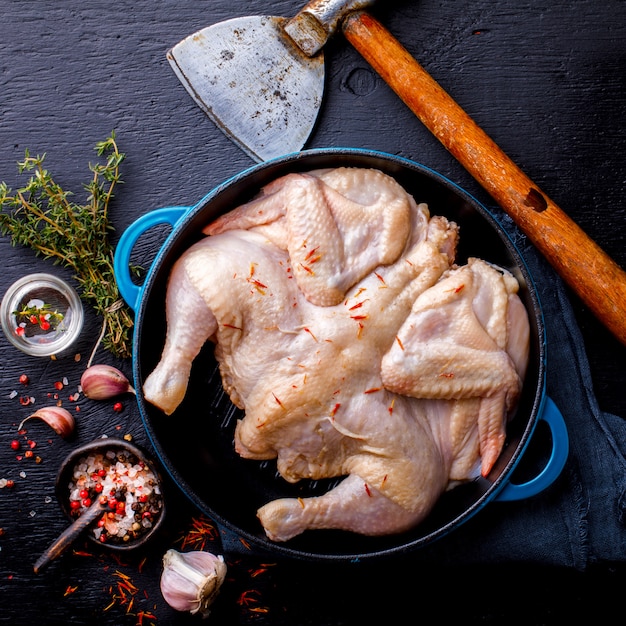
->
[[0, 132, 134, 359]]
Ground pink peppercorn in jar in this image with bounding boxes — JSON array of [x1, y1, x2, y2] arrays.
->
[[0, 273, 84, 357]]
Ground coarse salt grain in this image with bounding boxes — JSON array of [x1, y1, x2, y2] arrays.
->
[[66, 449, 163, 545]]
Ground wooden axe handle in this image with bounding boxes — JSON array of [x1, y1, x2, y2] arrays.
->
[[343, 11, 626, 346]]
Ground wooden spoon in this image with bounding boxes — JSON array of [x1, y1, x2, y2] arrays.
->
[[33, 499, 107, 574]]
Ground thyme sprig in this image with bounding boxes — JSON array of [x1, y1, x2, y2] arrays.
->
[[0, 132, 134, 359]]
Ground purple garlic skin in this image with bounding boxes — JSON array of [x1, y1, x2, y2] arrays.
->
[[80, 364, 135, 400], [18, 406, 75, 438], [160, 548, 227, 616]]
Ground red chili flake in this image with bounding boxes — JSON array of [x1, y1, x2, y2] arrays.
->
[[24, 450, 34, 459], [5, 480, 15, 488], [304, 246, 320, 261], [222, 323, 243, 330], [19, 396, 31, 406], [10, 440, 20, 451], [350, 314, 368, 321], [454, 284, 465, 293], [72, 550, 94, 557], [237, 589, 262, 607], [374, 272, 386, 284], [63, 585, 78, 597], [19, 374, 29, 385], [247, 277, 268, 292], [303, 327, 318, 342], [113, 402, 123, 413], [348, 300, 367, 310], [54, 381, 64, 390], [439, 372, 455, 378], [27, 440, 36, 449], [395, 335, 405, 350], [364, 387, 381, 394], [272, 392, 285, 409], [388, 398, 395, 415], [364, 482, 372, 497], [136, 610, 157, 625], [330, 403, 341, 417]]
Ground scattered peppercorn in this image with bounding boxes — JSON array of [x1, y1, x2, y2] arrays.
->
[[67, 449, 163, 545]]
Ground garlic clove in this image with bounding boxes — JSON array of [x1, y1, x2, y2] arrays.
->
[[80, 364, 135, 400], [160, 548, 227, 617], [18, 406, 75, 438]]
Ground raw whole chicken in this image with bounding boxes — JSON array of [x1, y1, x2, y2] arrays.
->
[[143, 167, 529, 541]]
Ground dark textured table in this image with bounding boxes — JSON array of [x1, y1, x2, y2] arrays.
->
[[1, 1, 625, 624]]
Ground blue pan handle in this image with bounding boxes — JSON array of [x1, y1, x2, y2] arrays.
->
[[495, 396, 568, 502], [113, 207, 189, 312]]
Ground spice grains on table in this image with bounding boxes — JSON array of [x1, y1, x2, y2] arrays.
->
[[0, 0, 625, 624]]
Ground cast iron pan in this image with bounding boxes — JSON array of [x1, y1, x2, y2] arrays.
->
[[114, 149, 568, 561]]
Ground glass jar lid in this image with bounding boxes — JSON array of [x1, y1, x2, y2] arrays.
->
[[1, 273, 84, 357]]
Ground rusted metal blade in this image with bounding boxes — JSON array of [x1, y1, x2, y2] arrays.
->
[[167, 15, 325, 162]]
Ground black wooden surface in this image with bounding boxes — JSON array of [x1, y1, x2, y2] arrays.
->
[[1, 0, 625, 623]]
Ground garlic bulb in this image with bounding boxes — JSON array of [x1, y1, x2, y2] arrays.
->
[[80, 364, 135, 400], [18, 406, 75, 438], [160, 549, 227, 617]]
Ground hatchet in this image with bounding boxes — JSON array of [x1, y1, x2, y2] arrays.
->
[[167, 0, 626, 346]]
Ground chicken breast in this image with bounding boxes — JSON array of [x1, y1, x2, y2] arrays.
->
[[143, 167, 529, 541]]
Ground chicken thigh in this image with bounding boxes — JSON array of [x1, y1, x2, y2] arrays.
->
[[143, 167, 529, 541]]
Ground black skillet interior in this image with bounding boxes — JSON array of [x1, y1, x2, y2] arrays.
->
[[133, 149, 545, 561]]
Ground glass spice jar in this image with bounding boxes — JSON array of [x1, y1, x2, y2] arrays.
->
[[0, 273, 84, 356]]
